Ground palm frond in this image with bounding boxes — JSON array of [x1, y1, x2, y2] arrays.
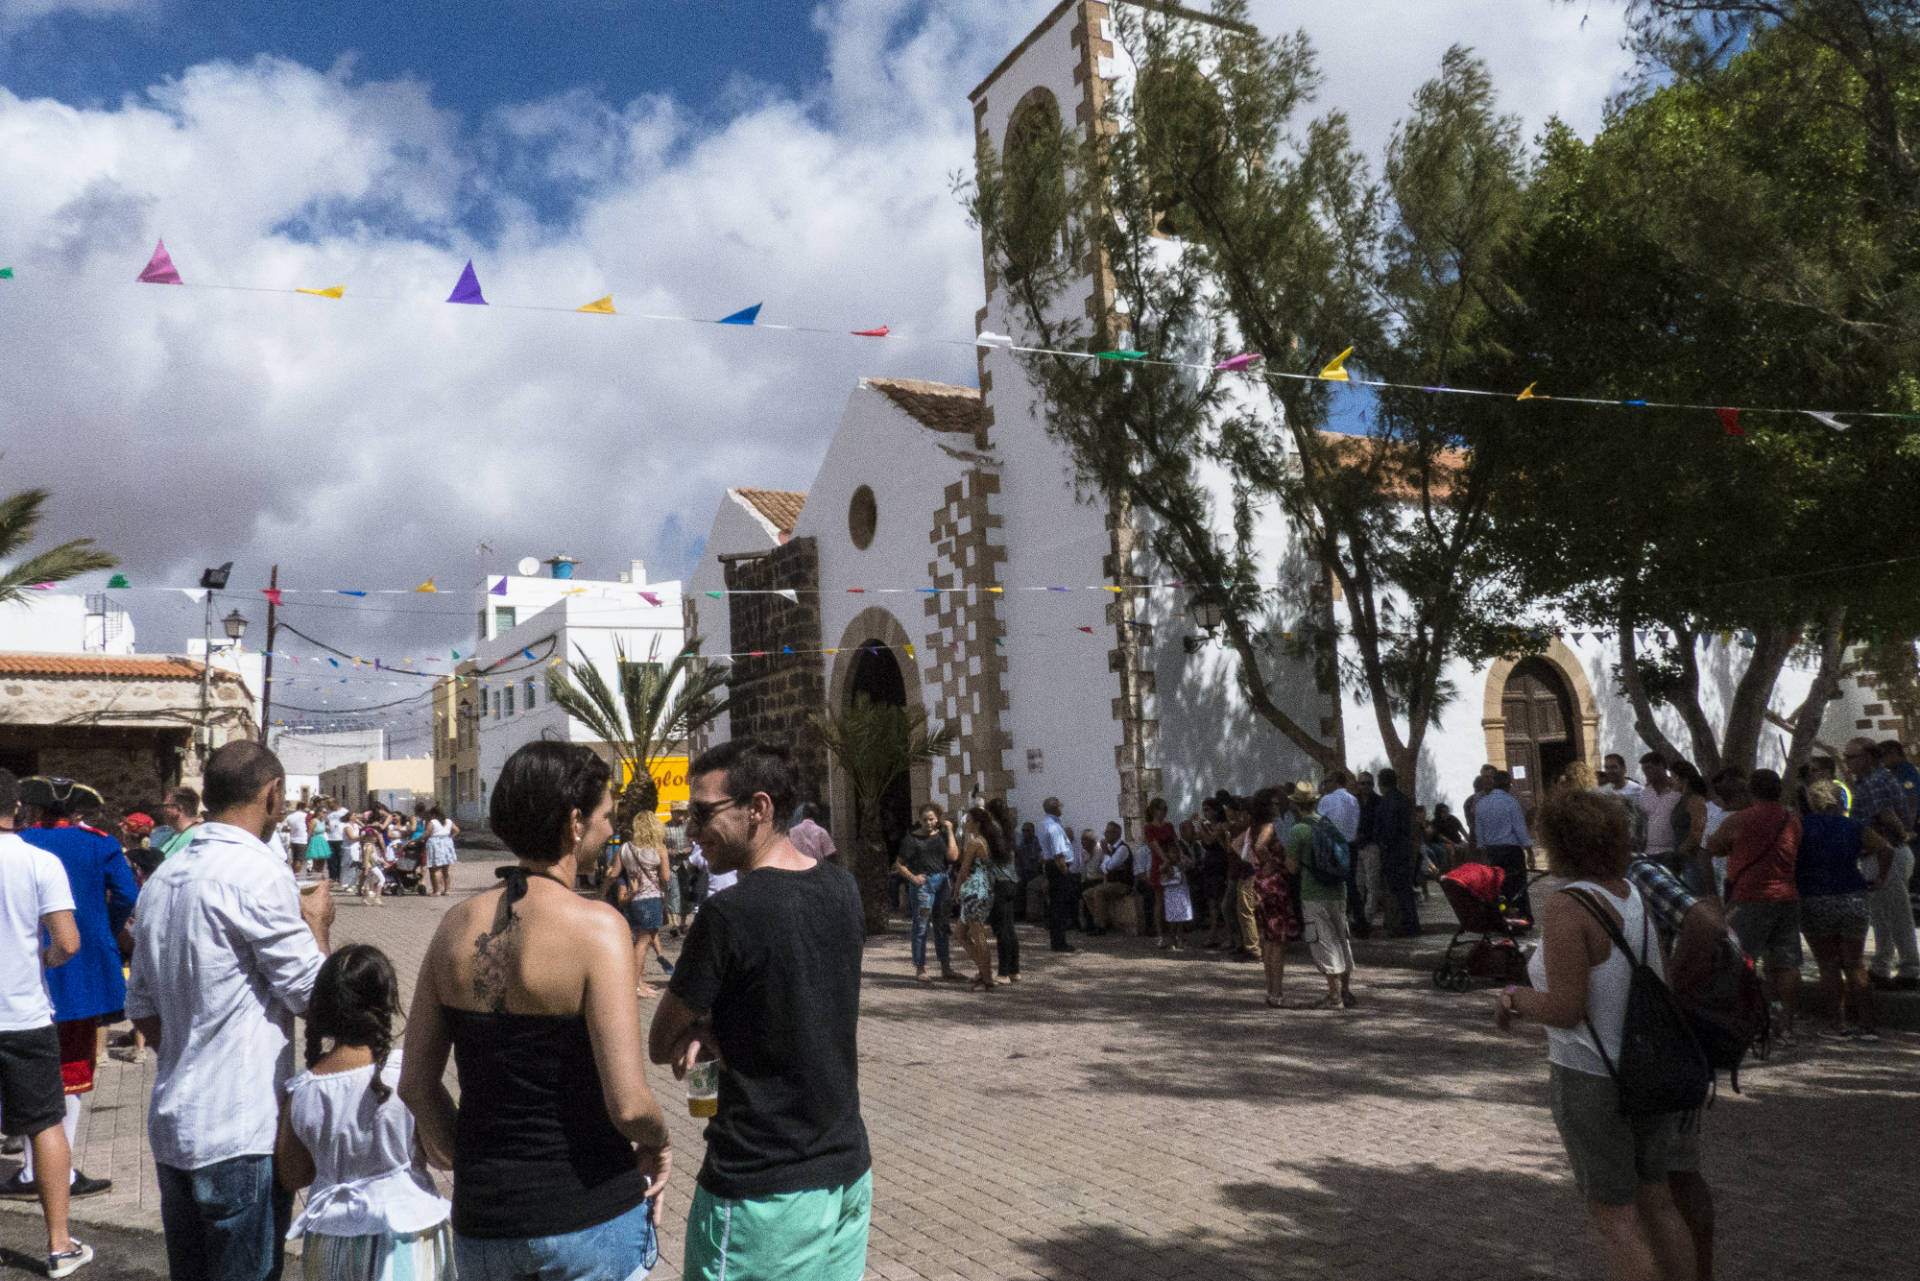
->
[[812, 694, 953, 809]]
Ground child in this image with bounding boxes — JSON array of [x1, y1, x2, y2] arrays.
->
[[276, 945, 452, 1281], [1160, 840, 1194, 950], [358, 830, 387, 905]]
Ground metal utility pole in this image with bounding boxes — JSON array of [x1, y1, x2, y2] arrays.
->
[[261, 564, 279, 737], [197, 562, 233, 766]]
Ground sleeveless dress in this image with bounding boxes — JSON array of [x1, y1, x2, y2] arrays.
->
[[958, 839, 994, 924], [1252, 828, 1299, 943], [425, 820, 457, 869]]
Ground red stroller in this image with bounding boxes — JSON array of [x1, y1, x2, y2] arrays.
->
[[1432, 862, 1533, 991]]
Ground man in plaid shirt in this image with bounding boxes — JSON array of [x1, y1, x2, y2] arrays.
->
[[1846, 737, 1919, 988]]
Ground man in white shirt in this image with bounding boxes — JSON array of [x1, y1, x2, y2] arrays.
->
[[127, 743, 332, 1281], [0, 770, 90, 1277], [1039, 798, 1078, 953], [1081, 822, 1135, 933], [1319, 774, 1361, 844], [322, 803, 348, 880], [1634, 753, 1685, 858], [281, 804, 309, 870]]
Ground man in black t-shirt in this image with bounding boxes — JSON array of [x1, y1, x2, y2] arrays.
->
[[650, 739, 872, 1281]]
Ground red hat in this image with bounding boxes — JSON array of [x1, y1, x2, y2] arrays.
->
[[123, 813, 155, 835]]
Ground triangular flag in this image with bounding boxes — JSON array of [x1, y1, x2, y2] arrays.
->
[[776, 589, 799, 603], [576, 296, 616, 314], [0, 268, 13, 280], [845, 587, 866, 594], [296, 286, 344, 299], [337, 589, 366, 597], [1716, 408, 1745, 437], [523, 648, 536, 660], [782, 646, 794, 655], [181, 588, 206, 603], [138, 238, 183, 285], [328, 658, 340, 668], [1806, 411, 1849, 432], [638, 591, 662, 607], [446, 261, 486, 305], [987, 586, 1003, 594], [852, 326, 889, 337], [106, 573, 129, 589], [718, 303, 761, 326], [415, 579, 437, 593], [1102, 585, 1123, 594], [904, 644, 915, 659], [1318, 346, 1353, 381], [1516, 382, 1547, 401], [28, 583, 52, 591], [1096, 349, 1148, 360], [976, 331, 1013, 348], [261, 588, 283, 606], [706, 591, 723, 600], [1077, 626, 1095, 634], [491, 577, 508, 595], [1215, 353, 1261, 372]]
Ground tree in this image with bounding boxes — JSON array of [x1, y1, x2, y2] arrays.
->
[[1487, 25, 1920, 778], [966, 4, 1538, 783], [812, 693, 953, 935], [545, 638, 737, 828], [0, 486, 116, 604]]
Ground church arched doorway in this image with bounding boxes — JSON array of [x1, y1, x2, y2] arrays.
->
[[1502, 656, 1581, 824], [848, 641, 914, 855]]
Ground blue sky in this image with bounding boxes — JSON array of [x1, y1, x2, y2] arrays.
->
[[2, 1, 827, 120]]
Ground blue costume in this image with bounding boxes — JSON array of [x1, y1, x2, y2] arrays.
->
[[20, 822, 140, 1022]]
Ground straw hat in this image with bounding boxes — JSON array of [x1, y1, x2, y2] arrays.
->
[[1288, 781, 1319, 810]]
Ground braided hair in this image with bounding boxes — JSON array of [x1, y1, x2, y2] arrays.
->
[[303, 943, 403, 1104]]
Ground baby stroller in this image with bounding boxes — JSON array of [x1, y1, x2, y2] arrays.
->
[[1432, 861, 1533, 991], [384, 838, 427, 896]]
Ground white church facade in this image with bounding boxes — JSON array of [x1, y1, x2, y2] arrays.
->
[[689, 0, 1894, 849]]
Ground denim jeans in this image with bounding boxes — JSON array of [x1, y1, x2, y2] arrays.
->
[[910, 872, 952, 969], [157, 1155, 292, 1281], [455, 1198, 660, 1281]]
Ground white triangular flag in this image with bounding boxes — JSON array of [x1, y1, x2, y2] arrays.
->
[[776, 589, 799, 603], [1805, 411, 1849, 432], [181, 588, 207, 603], [975, 331, 1013, 348]]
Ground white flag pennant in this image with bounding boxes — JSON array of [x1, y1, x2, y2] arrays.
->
[[1805, 410, 1850, 432], [775, 589, 799, 604], [180, 588, 206, 603]]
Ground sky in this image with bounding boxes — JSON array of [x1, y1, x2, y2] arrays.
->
[[0, 0, 1636, 746]]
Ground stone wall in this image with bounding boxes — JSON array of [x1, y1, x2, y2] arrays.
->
[[923, 468, 1014, 807], [723, 537, 829, 810]]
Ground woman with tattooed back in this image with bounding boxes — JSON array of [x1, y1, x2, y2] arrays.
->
[[399, 742, 673, 1280]]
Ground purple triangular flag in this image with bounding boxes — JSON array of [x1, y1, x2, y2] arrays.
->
[[447, 260, 487, 305], [718, 303, 761, 325], [138, 238, 183, 285], [491, 577, 508, 595]]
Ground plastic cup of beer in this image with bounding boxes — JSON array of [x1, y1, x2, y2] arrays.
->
[[686, 1060, 718, 1118]]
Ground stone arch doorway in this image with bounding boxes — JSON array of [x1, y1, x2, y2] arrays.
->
[[826, 607, 930, 868], [1481, 640, 1601, 827]]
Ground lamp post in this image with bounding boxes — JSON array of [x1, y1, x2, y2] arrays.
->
[[1184, 590, 1225, 654], [197, 563, 233, 764]]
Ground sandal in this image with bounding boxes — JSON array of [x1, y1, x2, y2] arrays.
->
[[635, 984, 659, 999], [1264, 995, 1285, 1009]]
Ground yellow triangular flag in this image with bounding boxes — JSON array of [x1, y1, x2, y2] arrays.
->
[[577, 296, 616, 314], [415, 579, 437, 594], [1517, 381, 1547, 401], [1318, 346, 1353, 382], [296, 286, 345, 299], [904, 643, 915, 659], [1102, 585, 1123, 593]]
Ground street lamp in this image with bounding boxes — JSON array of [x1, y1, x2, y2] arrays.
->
[[222, 610, 249, 645], [1184, 590, 1226, 653]]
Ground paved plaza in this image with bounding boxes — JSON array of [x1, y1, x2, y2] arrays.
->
[[3, 855, 1913, 1279]]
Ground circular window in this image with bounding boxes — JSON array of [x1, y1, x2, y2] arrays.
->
[[848, 485, 877, 550]]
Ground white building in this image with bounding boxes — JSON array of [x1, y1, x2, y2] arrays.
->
[[0, 590, 135, 654], [468, 556, 686, 813]]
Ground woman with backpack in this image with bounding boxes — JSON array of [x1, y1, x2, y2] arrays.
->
[[1282, 783, 1355, 1009], [1493, 787, 1698, 1281]]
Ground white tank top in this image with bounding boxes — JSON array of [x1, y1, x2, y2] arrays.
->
[[1526, 881, 1664, 1077]]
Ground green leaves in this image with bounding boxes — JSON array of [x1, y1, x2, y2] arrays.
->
[[0, 486, 117, 606]]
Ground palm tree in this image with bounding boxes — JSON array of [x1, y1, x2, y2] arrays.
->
[[813, 693, 954, 934], [0, 487, 116, 604], [545, 637, 737, 829]]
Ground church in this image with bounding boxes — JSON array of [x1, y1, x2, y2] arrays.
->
[[687, 0, 1893, 848]]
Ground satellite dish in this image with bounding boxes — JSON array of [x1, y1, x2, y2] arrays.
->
[[516, 557, 540, 577]]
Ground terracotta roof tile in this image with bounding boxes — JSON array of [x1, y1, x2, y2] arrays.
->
[[1315, 430, 1466, 502], [0, 653, 241, 682], [730, 488, 807, 537], [864, 378, 984, 440]]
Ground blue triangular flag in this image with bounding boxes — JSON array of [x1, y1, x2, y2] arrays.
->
[[718, 303, 762, 326], [448, 260, 487, 305], [523, 648, 536, 660], [782, 646, 794, 655], [337, 590, 367, 597]]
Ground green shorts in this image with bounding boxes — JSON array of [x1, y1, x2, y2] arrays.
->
[[683, 1171, 871, 1281], [1549, 1064, 1677, 1206]]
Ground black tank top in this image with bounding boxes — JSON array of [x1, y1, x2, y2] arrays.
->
[[444, 1007, 647, 1238]]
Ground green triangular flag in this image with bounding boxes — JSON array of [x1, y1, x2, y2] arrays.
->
[[706, 591, 723, 599], [451, 650, 461, 661], [106, 573, 130, 588], [0, 268, 13, 280], [1095, 349, 1147, 360]]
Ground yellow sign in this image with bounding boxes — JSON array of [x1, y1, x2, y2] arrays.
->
[[623, 756, 689, 816]]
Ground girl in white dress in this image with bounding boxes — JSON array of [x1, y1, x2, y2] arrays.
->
[[275, 945, 452, 1281]]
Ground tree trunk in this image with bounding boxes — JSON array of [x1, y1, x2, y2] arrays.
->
[[852, 805, 893, 936], [1781, 609, 1849, 792], [1617, 621, 1690, 763], [1720, 623, 1795, 774]]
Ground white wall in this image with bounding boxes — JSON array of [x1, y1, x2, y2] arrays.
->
[[0, 592, 136, 655], [687, 493, 787, 743]]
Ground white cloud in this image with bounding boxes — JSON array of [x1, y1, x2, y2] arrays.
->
[[0, 0, 1636, 730]]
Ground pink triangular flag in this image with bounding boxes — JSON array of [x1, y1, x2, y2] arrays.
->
[[852, 326, 889, 337], [138, 238, 183, 285], [1214, 353, 1261, 372], [447, 260, 487, 305], [261, 588, 284, 606], [638, 591, 662, 607]]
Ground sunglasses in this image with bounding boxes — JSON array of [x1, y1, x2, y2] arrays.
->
[[686, 798, 739, 827]]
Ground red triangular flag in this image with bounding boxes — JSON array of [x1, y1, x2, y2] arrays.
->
[[1716, 407, 1744, 437], [261, 588, 284, 606], [1077, 626, 1095, 634], [138, 238, 183, 285], [852, 326, 889, 337]]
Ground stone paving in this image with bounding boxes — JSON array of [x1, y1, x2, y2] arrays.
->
[[5, 855, 1914, 1279]]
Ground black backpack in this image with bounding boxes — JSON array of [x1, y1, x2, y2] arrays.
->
[[1306, 817, 1352, 886], [1566, 890, 1711, 1119]]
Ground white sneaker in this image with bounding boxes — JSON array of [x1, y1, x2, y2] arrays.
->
[[49, 1237, 92, 1278]]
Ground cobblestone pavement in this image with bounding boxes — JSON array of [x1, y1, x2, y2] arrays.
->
[[7, 857, 1913, 1279]]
